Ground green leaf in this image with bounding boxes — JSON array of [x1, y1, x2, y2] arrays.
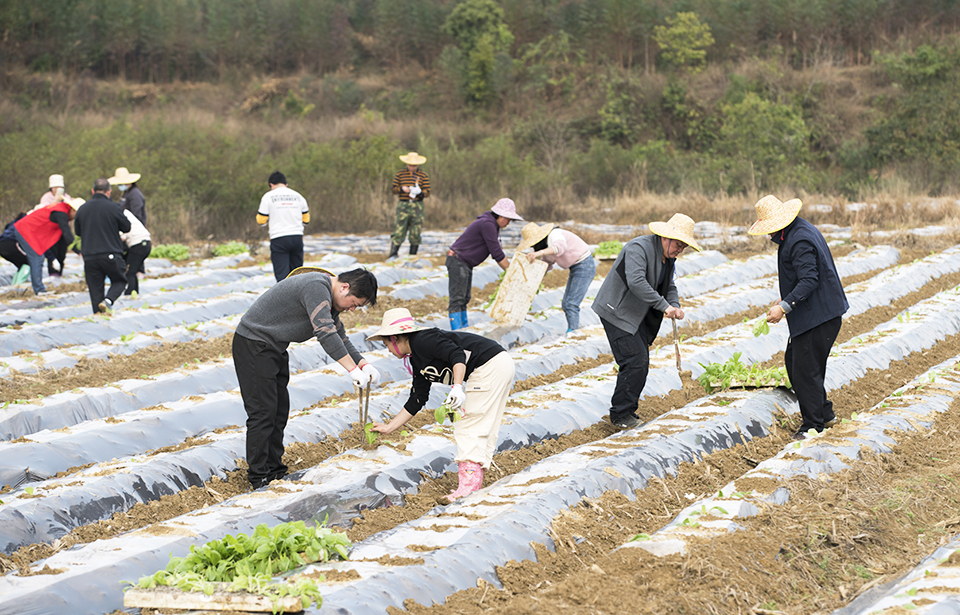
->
[[363, 423, 377, 445]]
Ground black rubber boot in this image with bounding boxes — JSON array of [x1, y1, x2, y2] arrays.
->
[[387, 243, 400, 259], [409, 244, 419, 255]]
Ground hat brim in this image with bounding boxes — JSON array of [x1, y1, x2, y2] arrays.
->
[[747, 199, 802, 235], [367, 325, 425, 343], [399, 155, 426, 165], [648, 222, 702, 252], [517, 223, 555, 251], [108, 172, 141, 184]]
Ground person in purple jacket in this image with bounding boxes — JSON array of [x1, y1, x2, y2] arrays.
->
[[749, 195, 848, 440], [445, 198, 524, 330]]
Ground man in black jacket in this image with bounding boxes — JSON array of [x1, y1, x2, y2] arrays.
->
[[74, 178, 131, 314], [749, 195, 849, 439]]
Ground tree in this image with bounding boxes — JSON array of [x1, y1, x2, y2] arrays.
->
[[442, 0, 515, 107], [653, 11, 714, 73]]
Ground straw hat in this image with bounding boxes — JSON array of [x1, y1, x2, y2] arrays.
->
[[68, 198, 85, 211], [648, 213, 702, 252], [285, 266, 333, 279], [48, 174, 64, 189], [490, 198, 524, 221], [399, 152, 427, 166], [517, 222, 555, 251], [367, 308, 426, 342], [748, 195, 803, 235], [108, 167, 141, 185]]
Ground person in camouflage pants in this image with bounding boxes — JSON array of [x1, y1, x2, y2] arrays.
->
[[389, 152, 430, 258]]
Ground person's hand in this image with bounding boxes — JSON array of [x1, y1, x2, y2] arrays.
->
[[526, 252, 538, 264], [445, 384, 465, 411], [370, 422, 394, 434], [402, 186, 411, 193], [361, 363, 381, 386], [349, 366, 370, 389], [767, 304, 785, 324], [665, 306, 684, 320]]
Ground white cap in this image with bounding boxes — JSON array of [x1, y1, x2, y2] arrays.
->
[[49, 174, 64, 189]]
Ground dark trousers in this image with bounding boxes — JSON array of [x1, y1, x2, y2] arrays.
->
[[44, 235, 68, 275], [123, 239, 152, 294], [0, 239, 27, 269], [446, 253, 473, 313], [84, 254, 127, 313], [785, 315, 842, 432], [233, 333, 290, 485], [601, 317, 655, 423], [270, 235, 304, 282]]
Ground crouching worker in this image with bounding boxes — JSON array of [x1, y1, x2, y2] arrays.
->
[[367, 308, 515, 502], [233, 267, 380, 489]]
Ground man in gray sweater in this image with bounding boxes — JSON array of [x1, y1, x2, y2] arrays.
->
[[233, 267, 380, 489], [591, 214, 700, 429]]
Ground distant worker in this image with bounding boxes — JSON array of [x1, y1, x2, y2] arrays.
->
[[520, 223, 596, 333], [36, 174, 72, 277], [388, 152, 430, 259], [120, 209, 152, 296], [74, 178, 131, 313], [591, 214, 701, 430], [257, 171, 309, 282], [13, 197, 82, 295], [368, 308, 515, 502], [0, 213, 28, 278], [109, 167, 146, 225], [446, 198, 523, 330], [233, 267, 379, 489], [748, 195, 848, 439]]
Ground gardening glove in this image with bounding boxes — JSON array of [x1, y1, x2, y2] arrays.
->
[[349, 366, 370, 389], [361, 363, 381, 386], [409, 184, 421, 198], [445, 384, 465, 411]]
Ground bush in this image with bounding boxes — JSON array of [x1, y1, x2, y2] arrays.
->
[[212, 241, 248, 257]]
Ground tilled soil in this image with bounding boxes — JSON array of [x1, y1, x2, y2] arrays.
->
[[5, 238, 960, 615]]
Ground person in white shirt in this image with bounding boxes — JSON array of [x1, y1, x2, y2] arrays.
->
[[120, 209, 151, 295], [257, 171, 310, 282]]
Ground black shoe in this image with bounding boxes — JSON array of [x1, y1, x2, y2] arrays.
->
[[387, 243, 400, 259], [250, 477, 270, 489], [612, 415, 640, 430], [409, 244, 419, 255], [791, 430, 806, 441]]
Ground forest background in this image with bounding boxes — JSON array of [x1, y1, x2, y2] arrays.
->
[[1, 0, 960, 243]]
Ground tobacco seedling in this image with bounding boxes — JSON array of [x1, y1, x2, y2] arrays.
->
[[629, 533, 652, 542], [363, 423, 377, 445], [121, 333, 136, 342], [751, 317, 770, 337], [433, 403, 461, 425]]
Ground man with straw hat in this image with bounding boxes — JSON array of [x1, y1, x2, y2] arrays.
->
[[108, 167, 146, 225], [367, 307, 515, 502], [446, 197, 524, 330], [388, 152, 431, 259], [520, 222, 596, 333], [748, 195, 848, 439], [591, 213, 701, 430]]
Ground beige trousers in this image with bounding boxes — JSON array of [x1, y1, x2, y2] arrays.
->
[[453, 351, 515, 467]]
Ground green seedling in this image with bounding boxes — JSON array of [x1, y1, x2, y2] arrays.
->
[[363, 423, 377, 445], [433, 403, 461, 425], [400, 430, 409, 437], [24, 487, 34, 495], [629, 533, 652, 542], [185, 323, 200, 331], [751, 317, 770, 337], [121, 333, 136, 342]]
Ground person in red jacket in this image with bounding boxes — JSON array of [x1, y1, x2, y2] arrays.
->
[[13, 197, 82, 295]]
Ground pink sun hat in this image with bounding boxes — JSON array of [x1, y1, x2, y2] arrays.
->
[[490, 198, 523, 221]]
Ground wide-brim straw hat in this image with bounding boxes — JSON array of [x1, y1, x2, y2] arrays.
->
[[648, 213, 702, 252], [399, 152, 427, 165], [748, 195, 802, 235], [517, 222, 555, 251], [490, 197, 524, 221], [108, 167, 141, 185], [48, 174, 64, 189], [367, 308, 426, 342], [68, 198, 85, 211]]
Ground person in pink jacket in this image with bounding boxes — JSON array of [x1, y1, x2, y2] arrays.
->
[[520, 223, 596, 332]]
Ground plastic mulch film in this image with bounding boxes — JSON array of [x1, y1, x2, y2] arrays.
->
[[616, 357, 960, 568], [0, 337, 613, 552]]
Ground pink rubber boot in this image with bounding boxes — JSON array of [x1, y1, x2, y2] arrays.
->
[[446, 461, 483, 502]]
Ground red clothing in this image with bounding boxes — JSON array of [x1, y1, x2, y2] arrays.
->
[[14, 203, 71, 254]]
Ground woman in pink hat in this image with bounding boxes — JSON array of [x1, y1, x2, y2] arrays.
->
[[445, 198, 523, 330], [368, 308, 515, 502]]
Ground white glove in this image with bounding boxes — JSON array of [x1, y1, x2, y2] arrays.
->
[[349, 366, 370, 389], [361, 363, 381, 386], [409, 185, 421, 198], [445, 384, 465, 411]]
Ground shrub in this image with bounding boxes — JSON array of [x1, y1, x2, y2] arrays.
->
[[212, 241, 248, 257], [151, 243, 191, 261]]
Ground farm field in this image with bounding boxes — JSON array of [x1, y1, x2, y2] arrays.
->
[[1, 221, 960, 615]]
